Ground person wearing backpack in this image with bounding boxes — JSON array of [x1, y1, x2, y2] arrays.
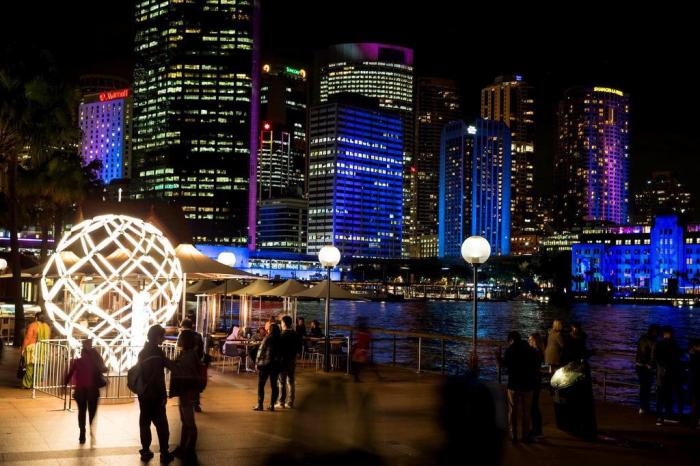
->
[[136, 325, 175, 464], [64, 339, 107, 444]]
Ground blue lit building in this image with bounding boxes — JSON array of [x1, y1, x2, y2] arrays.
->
[[79, 88, 132, 184], [438, 121, 475, 257], [196, 245, 339, 281], [307, 97, 403, 259], [572, 215, 700, 293], [472, 119, 511, 255]]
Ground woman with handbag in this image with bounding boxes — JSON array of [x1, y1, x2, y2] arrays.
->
[[64, 339, 108, 444], [169, 330, 203, 463]]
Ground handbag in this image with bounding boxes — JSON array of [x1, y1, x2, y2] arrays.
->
[[17, 356, 26, 380], [95, 371, 108, 389]]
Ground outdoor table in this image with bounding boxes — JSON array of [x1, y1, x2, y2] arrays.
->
[[224, 339, 261, 372]]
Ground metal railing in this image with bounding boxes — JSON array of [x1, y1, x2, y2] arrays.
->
[[32, 339, 181, 409]]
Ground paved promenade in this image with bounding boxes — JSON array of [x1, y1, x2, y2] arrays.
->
[[0, 346, 698, 465]]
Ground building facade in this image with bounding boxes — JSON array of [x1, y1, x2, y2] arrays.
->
[[438, 121, 475, 258], [307, 99, 403, 259], [258, 62, 307, 199], [555, 86, 630, 228], [634, 171, 693, 224], [257, 197, 307, 253], [316, 43, 415, 257], [132, 0, 259, 246], [481, 75, 535, 235], [572, 215, 700, 294], [472, 119, 512, 256], [79, 88, 132, 184], [415, 77, 462, 257]]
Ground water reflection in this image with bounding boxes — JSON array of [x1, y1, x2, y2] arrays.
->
[[296, 300, 700, 403]]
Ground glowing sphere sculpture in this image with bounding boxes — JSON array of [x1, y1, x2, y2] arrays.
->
[[41, 215, 183, 372]]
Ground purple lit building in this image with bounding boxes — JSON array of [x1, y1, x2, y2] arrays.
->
[[554, 86, 630, 228], [79, 89, 132, 184], [316, 43, 416, 256]]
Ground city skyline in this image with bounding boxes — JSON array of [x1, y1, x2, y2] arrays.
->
[[3, 2, 695, 207]]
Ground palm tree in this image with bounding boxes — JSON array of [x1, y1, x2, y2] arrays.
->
[[0, 51, 78, 346]]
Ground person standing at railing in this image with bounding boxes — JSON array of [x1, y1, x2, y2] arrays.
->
[[689, 338, 700, 429], [496, 331, 539, 443], [137, 325, 175, 464], [277, 316, 300, 409], [528, 333, 545, 438], [177, 319, 204, 413], [20, 312, 50, 389], [64, 339, 107, 444], [653, 326, 682, 426], [253, 322, 282, 411], [170, 329, 204, 464], [635, 324, 659, 415], [544, 319, 567, 371]]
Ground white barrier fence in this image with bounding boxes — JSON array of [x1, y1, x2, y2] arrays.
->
[[32, 339, 179, 409]]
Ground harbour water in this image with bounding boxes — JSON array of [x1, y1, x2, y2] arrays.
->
[[295, 300, 700, 404]]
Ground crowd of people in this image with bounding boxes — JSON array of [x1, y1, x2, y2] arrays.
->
[[635, 324, 700, 427], [497, 319, 596, 443]]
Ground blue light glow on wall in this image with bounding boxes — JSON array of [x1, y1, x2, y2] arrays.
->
[[472, 119, 511, 255], [308, 103, 403, 259], [571, 215, 700, 294], [438, 121, 474, 257]]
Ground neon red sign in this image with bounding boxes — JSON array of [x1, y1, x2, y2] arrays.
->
[[99, 88, 129, 102]]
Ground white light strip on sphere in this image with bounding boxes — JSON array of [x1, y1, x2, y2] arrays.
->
[[41, 214, 183, 372]]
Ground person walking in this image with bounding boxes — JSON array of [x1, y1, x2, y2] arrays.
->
[[635, 324, 659, 415], [277, 316, 299, 409], [253, 322, 282, 411], [351, 316, 378, 382], [497, 331, 538, 443], [528, 333, 545, 437], [64, 339, 107, 444], [544, 319, 566, 371], [170, 330, 203, 463], [177, 319, 204, 412], [653, 326, 682, 425], [689, 338, 700, 428], [137, 325, 175, 464], [20, 312, 51, 388]]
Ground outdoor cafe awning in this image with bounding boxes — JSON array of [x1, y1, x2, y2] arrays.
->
[[200, 279, 245, 296], [258, 279, 307, 297], [0, 251, 83, 279], [174, 244, 259, 279], [186, 280, 217, 294], [230, 280, 275, 297], [293, 281, 365, 300]]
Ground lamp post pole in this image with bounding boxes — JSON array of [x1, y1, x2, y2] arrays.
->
[[317, 245, 340, 373], [471, 264, 479, 372], [461, 236, 491, 374], [324, 265, 332, 372]]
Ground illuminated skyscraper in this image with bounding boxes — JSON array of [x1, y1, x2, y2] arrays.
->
[[316, 43, 415, 256], [555, 86, 630, 227], [307, 97, 403, 259], [79, 88, 132, 184], [634, 171, 693, 224], [472, 119, 511, 255], [438, 121, 475, 258], [132, 0, 259, 246], [416, 77, 462, 257], [258, 63, 307, 199], [481, 75, 535, 234]]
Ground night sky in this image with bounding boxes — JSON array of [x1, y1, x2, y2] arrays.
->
[[3, 1, 697, 206]]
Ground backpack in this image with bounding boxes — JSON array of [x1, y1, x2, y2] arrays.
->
[[127, 355, 161, 395]]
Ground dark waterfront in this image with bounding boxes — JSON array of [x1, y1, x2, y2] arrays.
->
[[295, 300, 700, 403]]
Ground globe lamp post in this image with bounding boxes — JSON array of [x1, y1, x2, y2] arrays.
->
[[318, 245, 341, 372], [461, 236, 491, 373]]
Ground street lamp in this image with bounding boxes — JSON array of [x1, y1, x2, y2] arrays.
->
[[0, 258, 7, 271], [217, 252, 237, 330], [318, 245, 341, 372], [461, 236, 491, 373]]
